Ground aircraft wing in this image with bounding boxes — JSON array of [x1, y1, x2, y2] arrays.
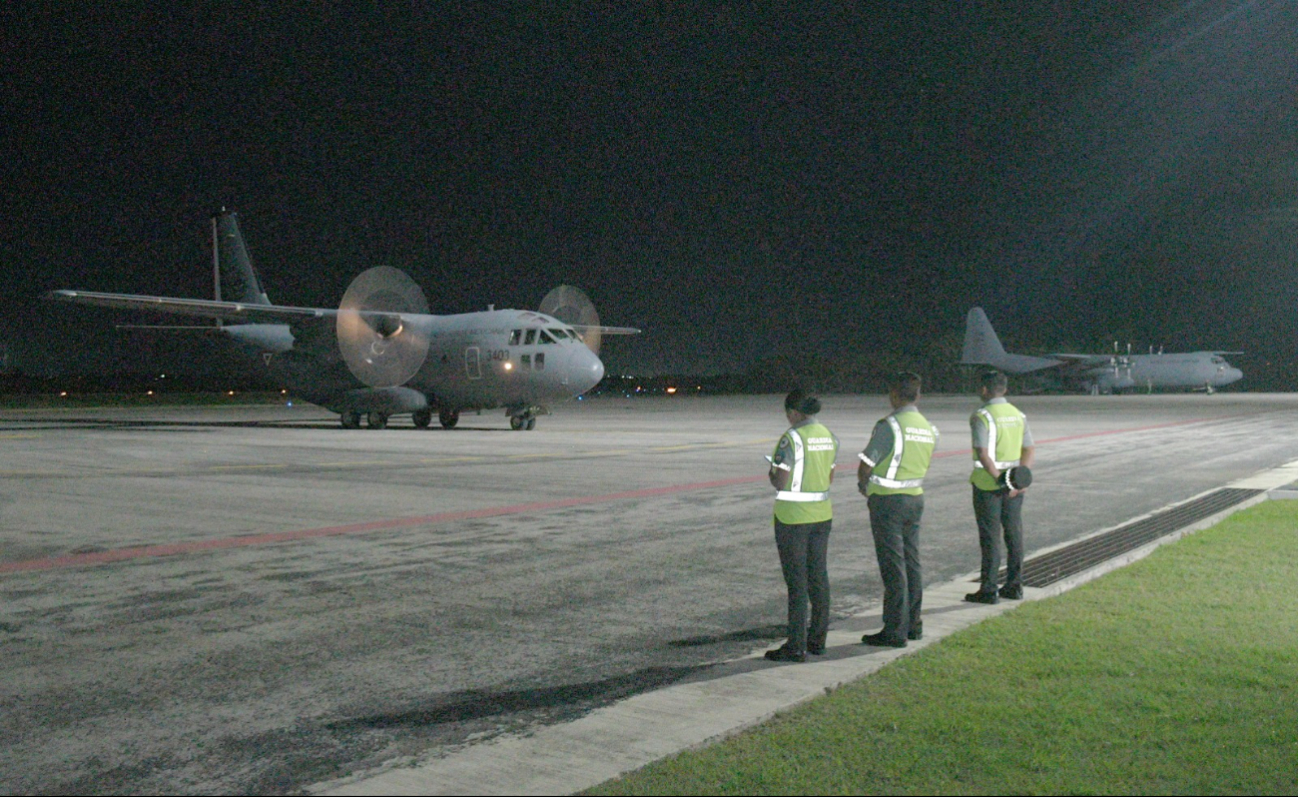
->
[[960, 350, 1064, 373], [1049, 353, 1110, 364], [45, 290, 331, 323]]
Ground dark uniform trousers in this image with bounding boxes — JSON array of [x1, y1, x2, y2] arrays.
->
[[867, 493, 923, 640], [774, 518, 831, 654], [972, 485, 1024, 592]]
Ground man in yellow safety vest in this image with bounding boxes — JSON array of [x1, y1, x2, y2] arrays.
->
[[965, 369, 1036, 604], [858, 371, 938, 648]]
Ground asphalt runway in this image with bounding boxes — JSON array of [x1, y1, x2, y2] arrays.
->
[[4, 392, 1298, 795]]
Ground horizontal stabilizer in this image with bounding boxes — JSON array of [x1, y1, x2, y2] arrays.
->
[[45, 290, 326, 323]]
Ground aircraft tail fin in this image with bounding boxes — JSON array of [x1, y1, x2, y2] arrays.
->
[[211, 210, 271, 306], [961, 307, 1007, 364], [960, 307, 1061, 373]]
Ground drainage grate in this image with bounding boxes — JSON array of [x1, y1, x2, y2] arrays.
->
[[1011, 487, 1263, 588]]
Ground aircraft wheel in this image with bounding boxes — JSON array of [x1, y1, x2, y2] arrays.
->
[[439, 408, 460, 429], [510, 415, 525, 431], [412, 409, 433, 428], [367, 412, 389, 429], [526, 417, 536, 430], [341, 411, 362, 429]]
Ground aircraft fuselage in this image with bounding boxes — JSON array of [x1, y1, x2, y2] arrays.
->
[[222, 309, 605, 417]]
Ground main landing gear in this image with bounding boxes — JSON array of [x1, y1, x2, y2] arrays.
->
[[343, 408, 460, 429], [338, 411, 391, 429], [509, 413, 537, 431]]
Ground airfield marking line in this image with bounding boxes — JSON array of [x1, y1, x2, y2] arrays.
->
[[0, 414, 1255, 574], [0, 475, 763, 575], [0, 440, 773, 478]]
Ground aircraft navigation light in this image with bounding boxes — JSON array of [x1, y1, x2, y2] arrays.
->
[[504, 361, 513, 371]]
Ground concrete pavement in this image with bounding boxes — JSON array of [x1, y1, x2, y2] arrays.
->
[[312, 457, 1298, 796]]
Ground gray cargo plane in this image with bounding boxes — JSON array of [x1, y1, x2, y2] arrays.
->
[[47, 210, 639, 429], [961, 307, 1243, 394]]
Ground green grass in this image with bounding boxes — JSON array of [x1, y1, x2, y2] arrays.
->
[[587, 500, 1298, 795]]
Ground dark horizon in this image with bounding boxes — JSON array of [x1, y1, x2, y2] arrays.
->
[[5, 3, 1297, 387]]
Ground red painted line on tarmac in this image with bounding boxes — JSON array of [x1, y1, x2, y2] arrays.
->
[[0, 476, 760, 574], [3, 413, 1241, 575]]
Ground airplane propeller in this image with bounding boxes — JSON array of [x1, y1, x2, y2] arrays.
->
[[539, 285, 603, 354], [336, 266, 430, 388]]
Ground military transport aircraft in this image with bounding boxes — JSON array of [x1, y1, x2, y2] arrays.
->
[[47, 210, 639, 429], [960, 307, 1243, 394]]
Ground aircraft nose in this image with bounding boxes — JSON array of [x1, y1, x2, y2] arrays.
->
[[572, 346, 605, 393]]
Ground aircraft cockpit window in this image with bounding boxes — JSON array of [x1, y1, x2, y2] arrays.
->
[[535, 352, 545, 370], [1211, 356, 1224, 364], [540, 330, 557, 344], [524, 329, 537, 345], [509, 330, 521, 346], [550, 328, 572, 340]]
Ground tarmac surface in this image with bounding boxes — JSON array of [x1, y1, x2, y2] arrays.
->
[[3, 392, 1298, 795]]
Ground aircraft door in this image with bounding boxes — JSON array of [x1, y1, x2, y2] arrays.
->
[[465, 347, 482, 380]]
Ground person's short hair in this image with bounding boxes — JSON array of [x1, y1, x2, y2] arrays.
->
[[979, 369, 1008, 395], [890, 371, 922, 403], [784, 388, 822, 416]]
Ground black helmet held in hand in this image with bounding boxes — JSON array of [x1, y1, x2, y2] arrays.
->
[[999, 465, 1033, 492]]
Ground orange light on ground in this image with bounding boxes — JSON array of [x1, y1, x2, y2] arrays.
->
[[666, 386, 677, 394]]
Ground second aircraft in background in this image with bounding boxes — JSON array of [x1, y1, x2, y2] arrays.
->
[[960, 307, 1243, 394]]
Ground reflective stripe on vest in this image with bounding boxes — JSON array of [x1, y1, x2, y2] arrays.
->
[[972, 459, 1021, 470], [787, 427, 806, 493], [776, 490, 831, 502]]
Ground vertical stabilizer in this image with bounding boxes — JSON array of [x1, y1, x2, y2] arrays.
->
[[960, 307, 1062, 373], [961, 307, 1006, 364], [211, 210, 271, 306]]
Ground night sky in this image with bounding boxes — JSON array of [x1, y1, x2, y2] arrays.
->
[[5, 2, 1298, 386]]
